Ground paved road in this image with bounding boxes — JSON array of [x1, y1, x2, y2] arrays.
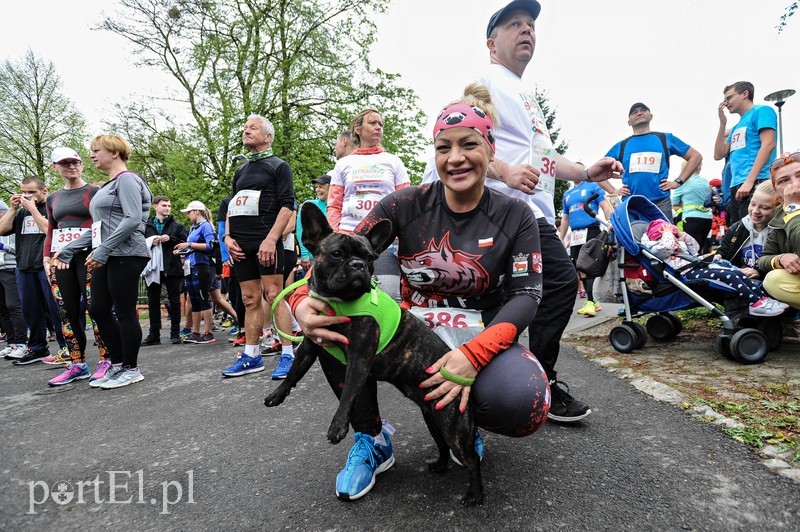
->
[[1, 327, 798, 531]]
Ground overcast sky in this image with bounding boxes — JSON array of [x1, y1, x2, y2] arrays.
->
[[1, 0, 798, 182]]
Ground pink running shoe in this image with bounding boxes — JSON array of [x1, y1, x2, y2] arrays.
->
[[749, 297, 789, 317], [48, 363, 90, 386], [90, 359, 112, 381]]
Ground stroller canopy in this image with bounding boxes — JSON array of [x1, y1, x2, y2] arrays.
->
[[610, 195, 669, 256]]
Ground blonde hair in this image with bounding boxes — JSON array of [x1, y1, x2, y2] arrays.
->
[[350, 107, 381, 147], [91, 134, 132, 162], [755, 180, 781, 206], [455, 83, 500, 129]]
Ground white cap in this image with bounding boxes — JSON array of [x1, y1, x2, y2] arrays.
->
[[181, 200, 207, 213], [51, 147, 81, 163]]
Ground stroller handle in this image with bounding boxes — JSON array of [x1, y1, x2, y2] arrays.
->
[[583, 193, 600, 219]]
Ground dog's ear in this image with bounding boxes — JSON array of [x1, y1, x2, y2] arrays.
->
[[364, 219, 394, 255], [300, 203, 333, 257]]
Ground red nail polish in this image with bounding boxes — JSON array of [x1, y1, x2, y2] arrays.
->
[[424, 395, 430, 401], [435, 404, 443, 411], [342, 317, 351, 323], [459, 406, 466, 413], [426, 366, 434, 373], [342, 338, 350, 346], [419, 383, 425, 389]]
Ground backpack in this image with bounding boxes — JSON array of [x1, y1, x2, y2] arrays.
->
[[618, 132, 670, 170]]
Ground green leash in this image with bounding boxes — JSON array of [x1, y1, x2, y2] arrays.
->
[[270, 278, 309, 343]]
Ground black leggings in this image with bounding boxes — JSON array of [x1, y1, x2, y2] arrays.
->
[[317, 342, 551, 438], [186, 264, 212, 311], [89, 256, 148, 367], [51, 250, 108, 364]]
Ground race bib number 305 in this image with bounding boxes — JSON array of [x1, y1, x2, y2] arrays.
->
[[347, 192, 382, 220], [51, 228, 88, 252], [228, 189, 261, 217], [628, 151, 662, 173], [91, 221, 102, 249], [409, 307, 484, 330]]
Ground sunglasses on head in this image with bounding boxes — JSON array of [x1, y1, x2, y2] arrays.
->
[[770, 151, 800, 173]]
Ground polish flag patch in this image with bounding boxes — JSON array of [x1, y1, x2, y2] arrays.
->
[[478, 238, 493, 248]]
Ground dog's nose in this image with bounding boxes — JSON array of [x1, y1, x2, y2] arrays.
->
[[348, 259, 366, 272]]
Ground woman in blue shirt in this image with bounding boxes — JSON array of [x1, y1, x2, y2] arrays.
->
[[559, 179, 612, 316], [175, 200, 217, 344]]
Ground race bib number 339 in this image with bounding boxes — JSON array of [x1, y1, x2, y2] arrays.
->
[[51, 228, 88, 252]]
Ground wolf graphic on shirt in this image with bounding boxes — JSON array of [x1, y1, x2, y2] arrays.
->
[[400, 232, 489, 302]]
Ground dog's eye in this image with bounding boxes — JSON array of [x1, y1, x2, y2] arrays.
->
[[331, 250, 343, 259]]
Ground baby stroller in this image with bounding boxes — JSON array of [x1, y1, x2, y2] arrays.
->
[[581, 194, 782, 364]]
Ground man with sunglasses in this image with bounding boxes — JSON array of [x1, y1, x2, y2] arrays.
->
[[758, 152, 800, 309], [714, 81, 777, 226]]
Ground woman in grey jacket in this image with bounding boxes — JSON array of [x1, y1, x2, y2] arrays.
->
[[55, 134, 152, 389]]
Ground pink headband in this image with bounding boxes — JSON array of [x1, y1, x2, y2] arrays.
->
[[433, 103, 495, 153]]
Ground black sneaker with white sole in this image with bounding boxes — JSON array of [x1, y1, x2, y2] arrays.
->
[[548, 380, 592, 422], [12, 350, 49, 366]]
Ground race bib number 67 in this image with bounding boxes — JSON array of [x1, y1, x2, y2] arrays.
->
[[228, 189, 261, 217]]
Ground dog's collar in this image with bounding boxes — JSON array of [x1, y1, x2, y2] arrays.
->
[[270, 278, 401, 365]]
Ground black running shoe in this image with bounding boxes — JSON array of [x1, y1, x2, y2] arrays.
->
[[141, 334, 161, 346], [548, 380, 592, 422], [12, 350, 48, 366]]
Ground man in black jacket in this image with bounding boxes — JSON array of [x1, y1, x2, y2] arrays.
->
[[142, 196, 188, 345]]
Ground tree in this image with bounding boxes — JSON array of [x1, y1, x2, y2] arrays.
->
[[0, 49, 88, 195], [778, 2, 798, 32], [533, 88, 570, 215], [99, 0, 427, 205]]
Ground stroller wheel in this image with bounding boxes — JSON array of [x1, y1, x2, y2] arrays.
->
[[609, 324, 638, 353], [756, 318, 783, 352], [623, 321, 647, 349], [730, 328, 769, 365], [665, 313, 683, 335], [646, 314, 677, 342], [716, 334, 734, 360]]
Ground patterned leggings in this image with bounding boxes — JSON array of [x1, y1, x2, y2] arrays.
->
[[684, 263, 766, 304], [49, 250, 108, 364]]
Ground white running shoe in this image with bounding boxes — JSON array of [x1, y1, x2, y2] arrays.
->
[[100, 367, 144, 389], [749, 297, 790, 317]]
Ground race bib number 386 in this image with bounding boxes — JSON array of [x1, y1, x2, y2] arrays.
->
[[409, 307, 484, 330]]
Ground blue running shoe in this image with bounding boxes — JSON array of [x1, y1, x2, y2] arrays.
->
[[335, 431, 394, 501], [450, 429, 485, 466], [271, 354, 294, 380], [227, 325, 239, 335], [221, 354, 265, 377], [179, 327, 192, 339]]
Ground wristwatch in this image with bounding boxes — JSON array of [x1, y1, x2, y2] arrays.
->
[[786, 203, 800, 214], [674, 178, 684, 186]]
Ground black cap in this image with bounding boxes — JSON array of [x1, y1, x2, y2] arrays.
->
[[628, 102, 650, 116], [311, 174, 331, 185], [487, 0, 541, 38]]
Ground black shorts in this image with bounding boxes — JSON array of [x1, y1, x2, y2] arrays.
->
[[232, 239, 285, 282]]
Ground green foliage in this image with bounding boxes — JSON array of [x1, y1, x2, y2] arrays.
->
[[99, 0, 427, 207], [778, 2, 798, 33], [0, 50, 88, 196]]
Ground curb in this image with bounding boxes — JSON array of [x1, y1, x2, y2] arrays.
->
[[573, 346, 800, 484]]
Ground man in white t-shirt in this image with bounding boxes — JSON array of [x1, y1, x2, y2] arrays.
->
[[478, 1, 621, 422]]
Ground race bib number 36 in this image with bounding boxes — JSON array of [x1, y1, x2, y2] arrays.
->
[[51, 228, 88, 252], [409, 307, 484, 330], [228, 189, 261, 217], [628, 151, 662, 173], [531, 146, 556, 196]]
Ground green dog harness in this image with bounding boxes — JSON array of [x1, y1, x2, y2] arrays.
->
[[271, 278, 402, 365]]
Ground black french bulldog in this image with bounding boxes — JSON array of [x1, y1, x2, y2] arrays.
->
[[264, 203, 483, 506]]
